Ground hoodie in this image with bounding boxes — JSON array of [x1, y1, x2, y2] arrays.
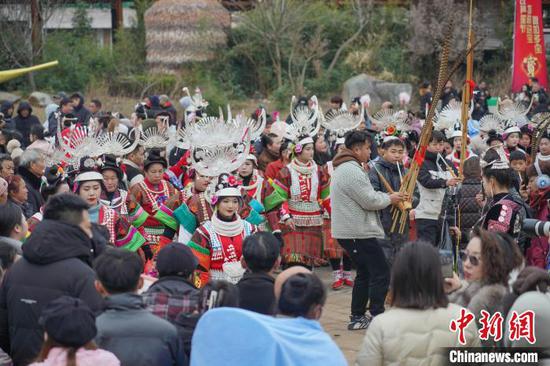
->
[[11, 101, 42, 148], [71, 92, 92, 126], [330, 148, 390, 239], [0, 101, 14, 129], [0, 220, 103, 365]]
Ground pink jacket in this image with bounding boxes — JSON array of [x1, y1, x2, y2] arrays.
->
[[29, 347, 120, 366]]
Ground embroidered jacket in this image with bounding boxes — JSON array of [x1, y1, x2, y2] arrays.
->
[[188, 220, 256, 287], [264, 160, 330, 228], [100, 188, 148, 229], [130, 179, 177, 229]]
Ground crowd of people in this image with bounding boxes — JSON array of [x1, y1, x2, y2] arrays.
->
[[0, 80, 548, 366]]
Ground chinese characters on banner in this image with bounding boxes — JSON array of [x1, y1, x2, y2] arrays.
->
[[512, 0, 548, 92], [449, 309, 536, 345]]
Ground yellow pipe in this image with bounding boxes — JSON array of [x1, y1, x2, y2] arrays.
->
[[0, 60, 59, 84]]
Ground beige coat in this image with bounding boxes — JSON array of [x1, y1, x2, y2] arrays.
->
[[356, 304, 480, 366]]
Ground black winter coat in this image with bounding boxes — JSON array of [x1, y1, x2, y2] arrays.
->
[[96, 293, 187, 366], [71, 93, 92, 126], [0, 220, 103, 365], [17, 166, 43, 218], [368, 159, 406, 233], [11, 102, 41, 148], [237, 271, 276, 316], [441, 177, 482, 248]]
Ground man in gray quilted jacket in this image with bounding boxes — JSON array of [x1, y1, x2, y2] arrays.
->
[[331, 130, 404, 330]]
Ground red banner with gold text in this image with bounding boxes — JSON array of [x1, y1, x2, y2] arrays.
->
[[512, 0, 548, 92]]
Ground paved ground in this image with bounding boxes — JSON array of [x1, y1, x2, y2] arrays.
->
[[315, 267, 363, 365]]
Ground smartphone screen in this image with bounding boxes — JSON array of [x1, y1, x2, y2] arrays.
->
[[439, 249, 454, 278]]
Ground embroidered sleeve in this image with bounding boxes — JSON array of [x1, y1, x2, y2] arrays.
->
[[319, 165, 331, 214], [126, 192, 148, 228], [188, 227, 211, 287], [240, 192, 266, 226], [264, 167, 290, 212], [114, 212, 146, 252]]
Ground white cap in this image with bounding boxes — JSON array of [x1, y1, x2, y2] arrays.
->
[[75, 171, 104, 183], [215, 187, 241, 198]]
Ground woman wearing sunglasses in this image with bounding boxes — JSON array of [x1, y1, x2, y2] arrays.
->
[[445, 227, 523, 347], [356, 241, 479, 366]]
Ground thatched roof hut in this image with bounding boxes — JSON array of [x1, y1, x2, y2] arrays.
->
[[144, 0, 231, 74]]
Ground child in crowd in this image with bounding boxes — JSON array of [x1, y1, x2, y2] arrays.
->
[[413, 131, 460, 247], [369, 137, 409, 263]]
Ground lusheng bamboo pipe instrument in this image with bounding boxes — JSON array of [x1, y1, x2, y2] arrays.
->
[[389, 20, 480, 234], [459, 0, 475, 178]]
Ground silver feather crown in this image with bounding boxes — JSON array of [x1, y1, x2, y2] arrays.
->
[[177, 113, 249, 150], [284, 95, 320, 142], [434, 100, 473, 131], [371, 109, 412, 132], [322, 109, 363, 137], [496, 98, 532, 128], [138, 127, 170, 150], [190, 136, 251, 178], [478, 114, 504, 134]]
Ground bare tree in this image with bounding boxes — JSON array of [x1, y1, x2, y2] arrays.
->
[[288, 27, 328, 95], [239, 0, 311, 89], [326, 0, 370, 74]]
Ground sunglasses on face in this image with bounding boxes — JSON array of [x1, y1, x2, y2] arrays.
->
[[459, 250, 480, 266]]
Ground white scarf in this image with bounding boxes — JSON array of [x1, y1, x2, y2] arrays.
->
[[211, 211, 244, 237], [290, 158, 316, 175]]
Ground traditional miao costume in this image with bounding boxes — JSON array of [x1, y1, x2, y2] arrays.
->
[[239, 155, 281, 232], [155, 106, 267, 246], [99, 154, 148, 229], [266, 155, 330, 266], [264, 96, 329, 267], [156, 171, 265, 246], [185, 175, 257, 287], [75, 161, 146, 252], [130, 177, 177, 251]]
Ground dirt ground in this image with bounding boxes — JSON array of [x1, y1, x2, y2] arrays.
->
[[316, 267, 363, 365]]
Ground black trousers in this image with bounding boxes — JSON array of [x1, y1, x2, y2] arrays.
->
[[415, 218, 440, 247], [336, 238, 390, 317]]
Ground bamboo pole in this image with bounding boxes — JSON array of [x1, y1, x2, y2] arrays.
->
[[0, 61, 59, 84], [459, 0, 475, 178]]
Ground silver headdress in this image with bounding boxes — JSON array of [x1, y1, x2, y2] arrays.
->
[[284, 95, 320, 145], [190, 135, 251, 178], [478, 114, 504, 134], [59, 125, 103, 161], [434, 100, 473, 131], [496, 98, 533, 129], [234, 107, 266, 142], [371, 109, 411, 133], [97, 130, 141, 157], [178, 105, 253, 179], [480, 144, 510, 170], [181, 87, 209, 124], [322, 108, 363, 137], [138, 118, 171, 150], [446, 121, 463, 139], [177, 113, 248, 150]]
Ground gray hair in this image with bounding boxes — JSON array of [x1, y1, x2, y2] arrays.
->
[[19, 149, 44, 168]]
